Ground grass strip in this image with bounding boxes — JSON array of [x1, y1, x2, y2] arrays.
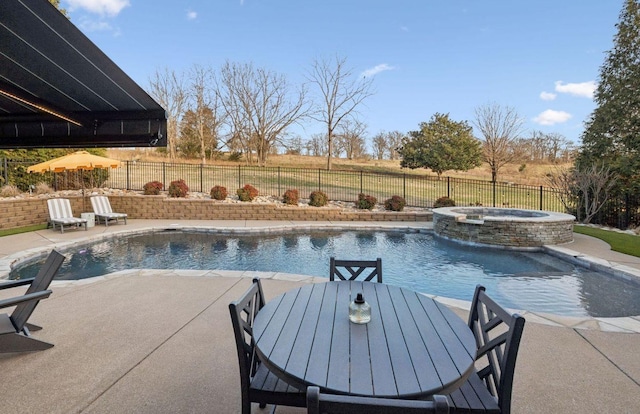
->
[[573, 225, 640, 258], [0, 224, 47, 237]]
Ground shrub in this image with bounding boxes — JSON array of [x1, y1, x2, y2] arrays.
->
[[384, 195, 406, 212], [282, 189, 299, 205], [168, 179, 189, 198], [355, 193, 377, 210], [237, 184, 259, 202], [34, 182, 53, 195], [308, 190, 328, 207], [227, 151, 243, 162], [0, 184, 21, 197], [143, 181, 163, 195], [210, 185, 228, 200], [434, 196, 455, 208]]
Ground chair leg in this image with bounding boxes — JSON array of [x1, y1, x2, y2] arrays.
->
[[24, 322, 42, 332], [0, 333, 54, 353]]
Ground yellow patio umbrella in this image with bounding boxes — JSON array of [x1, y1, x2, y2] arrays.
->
[[28, 151, 122, 210], [27, 150, 121, 173]]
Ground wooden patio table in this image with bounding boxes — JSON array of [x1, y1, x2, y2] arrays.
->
[[253, 280, 477, 399]]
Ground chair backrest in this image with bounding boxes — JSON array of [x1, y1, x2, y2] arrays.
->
[[90, 195, 113, 214], [306, 386, 449, 414], [11, 250, 65, 330], [329, 257, 382, 282], [47, 198, 74, 220], [468, 285, 525, 414], [228, 278, 266, 396]]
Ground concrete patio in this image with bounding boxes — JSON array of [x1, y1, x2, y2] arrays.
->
[[1, 220, 639, 413]]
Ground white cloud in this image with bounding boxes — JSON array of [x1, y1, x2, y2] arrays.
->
[[78, 17, 112, 32], [186, 9, 197, 20], [361, 64, 395, 78], [533, 109, 572, 126], [539, 91, 556, 101], [554, 80, 596, 99], [77, 16, 121, 35], [66, 0, 130, 17]]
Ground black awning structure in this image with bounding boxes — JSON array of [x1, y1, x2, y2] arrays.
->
[[0, 0, 167, 149]]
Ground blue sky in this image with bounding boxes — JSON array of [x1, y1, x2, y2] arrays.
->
[[63, 0, 622, 145]]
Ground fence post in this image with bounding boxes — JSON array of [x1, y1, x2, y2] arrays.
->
[[625, 192, 631, 229], [126, 161, 130, 190], [2, 158, 7, 185], [200, 164, 204, 193], [162, 162, 166, 189], [238, 165, 241, 189], [318, 169, 321, 191], [447, 176, 450, 198], [403, 173, 406, 201], [360, 171, 363, 194], [539, 186, 543, 210], [492, 181, 496, 207], [278, 166, 281, 196]]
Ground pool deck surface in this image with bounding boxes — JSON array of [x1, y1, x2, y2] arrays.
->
[[1, 220, 639, 413]]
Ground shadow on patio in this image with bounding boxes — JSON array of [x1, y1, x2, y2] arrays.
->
[[0, 271, 639, 413]]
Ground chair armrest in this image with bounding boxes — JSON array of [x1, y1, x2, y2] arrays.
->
[[0, 290, 52, 309], [0, 278, 35, 290]]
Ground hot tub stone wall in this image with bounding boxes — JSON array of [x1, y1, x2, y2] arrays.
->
[[0, 196, 432, 230], [433, 208, 575, 248]]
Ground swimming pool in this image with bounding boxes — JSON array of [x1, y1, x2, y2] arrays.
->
[[9, 229, 640, 317]]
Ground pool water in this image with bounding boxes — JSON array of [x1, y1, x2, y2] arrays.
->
[[10, 230, 640, 317]]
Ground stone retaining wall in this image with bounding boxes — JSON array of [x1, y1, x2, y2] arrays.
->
[[433, 207, 574, 248], [0, 196, 432, 230]]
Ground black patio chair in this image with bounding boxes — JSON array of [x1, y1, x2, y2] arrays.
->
[[229, 277, 306, 414], [446, 285, 526, 414], [329, 257, 382, 282], [307, 386, 450, 414], [0, 250, 65, 353]]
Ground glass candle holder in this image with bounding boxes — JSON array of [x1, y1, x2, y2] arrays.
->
[[349, 292, 371, 324]]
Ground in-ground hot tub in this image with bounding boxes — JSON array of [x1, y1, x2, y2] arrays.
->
[[433, 207, 575, 249]]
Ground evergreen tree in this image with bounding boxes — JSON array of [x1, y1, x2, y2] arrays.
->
[[578, 0, 640, 192], [399, 113, 482, 177]]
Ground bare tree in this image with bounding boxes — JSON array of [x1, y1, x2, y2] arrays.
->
[[371, 131, 388, 160], [306, 133, 328, 156], [283, 135, 303, 155], [148, 68, 187, 159], [545, 166, 578, 214], [217, 61, 308, 166], [386, 131, 405, 160], [216, 63, 253, 162], [546, 164, 617, 223], [307, 55, 374, 169], [188, 65, 224, 163], [545, 132, 567, 162], [336, 118, 367, 159], [574, 164, 617, 223], [474, 103, 525, 181], [512, 131, 571, 164]]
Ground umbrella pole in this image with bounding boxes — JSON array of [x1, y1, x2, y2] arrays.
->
[[81, 170, 85, 212]]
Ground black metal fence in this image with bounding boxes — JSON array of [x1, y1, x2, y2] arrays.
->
[[2, 158, 638, 229]]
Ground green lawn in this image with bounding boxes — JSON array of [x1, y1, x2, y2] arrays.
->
[[573, 225, 640, 258], [0, 224, 47, 237]]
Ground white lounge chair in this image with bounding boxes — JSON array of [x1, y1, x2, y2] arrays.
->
[[46, 198, 87, 233], [90, 195, 127, 227]]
